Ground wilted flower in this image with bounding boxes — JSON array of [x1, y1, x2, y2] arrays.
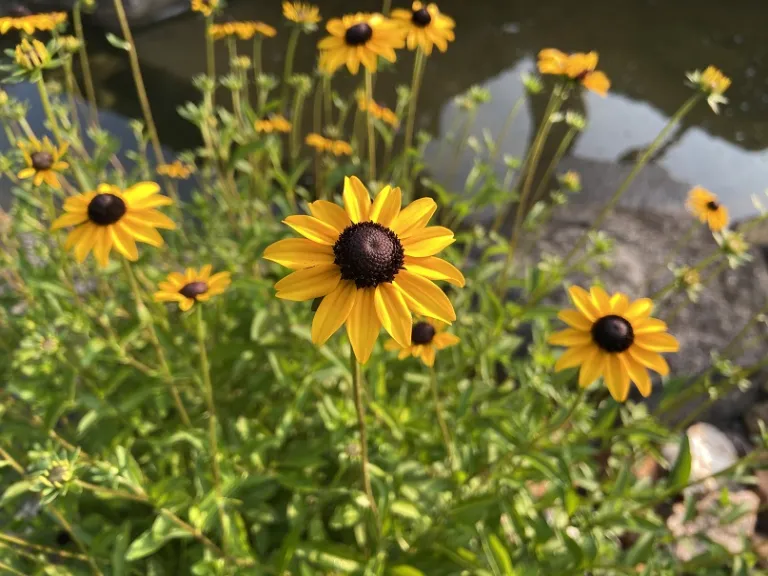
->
[[157, 160, 195, 179], [283, 2, 322, 28]]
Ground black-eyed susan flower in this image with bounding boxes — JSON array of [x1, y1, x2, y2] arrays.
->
[[255, 114, 292, 133], [357, 95, 400, 128], [686, 186, 728, 232], [385, 317, 458, 366], [549, 286, 679, 402], [263, 176, 464, 363], [208, 22, 239, 40], [51, 182, 175, 268], [329, 139, 353, 156], [537, 49, 610, 96], [191, 0, 218, 17], [390, 1, 455, 55], [687, 65, 730, 113], [237, 21, 277, 40], [157, 160, 194, 179], [15, 38, 50, 71], [17, 136, 68, 189], [318, 13, 405, 75], [154, 266, 231, 311], [283, 2, 321, 26], [305, 133, 353, 156], [0, 10, 67, 35]]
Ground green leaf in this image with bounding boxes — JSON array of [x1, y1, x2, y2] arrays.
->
[[106, 32, 132, 51], [488, 534, 515, 575], [1, 480, 32, 504], [389, 566, 425, 576], [625, 532, 654, 567], [668, 434, 692, 490], [112, 522, 131, 576], [125, 515, 192, 560], [390, 500, 421, 520]]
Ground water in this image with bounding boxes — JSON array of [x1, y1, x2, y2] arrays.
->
[[4, 0, 768, 220]]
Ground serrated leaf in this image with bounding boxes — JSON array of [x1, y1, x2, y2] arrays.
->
[[106, 32, 132, 51], [668, 434, 692, 490]]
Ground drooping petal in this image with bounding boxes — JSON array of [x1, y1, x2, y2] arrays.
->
[[401, 226, 455, 257], [311, 280, 357, 345], [263, 238, 336, 269], [432, 332, 460, 350], [568, 286, 600, 322], [403, 255, 465, 287], [346, 288, 381, 364], [274, 264, 341, 301], [578, 347, 605, 388], [634, 332, 680, 353], [73, 226, 98, 263], [343, 176, 371, 223], [628, 346, 670, 376], [582, 71, 610, 97], [554, 345, 591, 372], [179, 298, 195, 312], [548, 328, 593, 347], [309, 200, 352, 233], [558, 309, 593, 331], [620, 353, 652, 398], [374, 282, 412, 347], [92, 226, 113, 269], [391, 197, 437, 238], [604, 353, 630, 402], [394, 269, 456, 323], [369, 186, 401, 228], [283, 215, 340, 245], [119, 219, 164, 247], [420, 345, 436, 367]]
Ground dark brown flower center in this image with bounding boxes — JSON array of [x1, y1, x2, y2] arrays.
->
[[179, 281, 209, 299], [706, 200, 719, 211], [591, 315, 634, 353], [344, 22, 372, 46], [333, 222, 404, 288], [87, 193, 126, 226], [411, 7, 431, 27], [411, 321, 435, 344], [31, 151, 53, 170]]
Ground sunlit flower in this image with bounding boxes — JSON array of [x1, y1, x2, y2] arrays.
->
[[15, 38, 50, 71], [537, 49, 610, 96], [283, 2, 322, 25], [686, 186, 728, 232], [318, 13, 405, 75], [157, 160, 194, 180], [236, 21, 277, 40], [51, 182, 175, 268], [263, 176, 464, 363], [154, 266, 231, 311], [385, 317, 459, 366], [687, 66, 730, 113], [0, 11, 67, 35], [191, 0, 219, 17], [390, 1, 455, 55], [549, 286, 679, 402], [17, 136, 68, 189], [255, 114, 292, 133], [357, 94, 400, 127]]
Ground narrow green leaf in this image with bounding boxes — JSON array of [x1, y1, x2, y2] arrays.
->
[[488, 534, 516, 575], [1, 480, 32, 504], [112, 521, 131, 576], [625, 532, 654, 567], [106, 32, 132, 51], [389, 566, 425, 576], [668, 434, 692, 490]]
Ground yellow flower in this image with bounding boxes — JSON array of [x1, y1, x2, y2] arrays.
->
[[236, 21, 277, 40], [318, 13, 405, 75], [191, 0, 219, 17], [306, 133, 331, 151], [208, 22, 239, 40], [0, 11, 67, 35], [385, 317, 459, 366], [549, 286, 679, 402], [283, 2, 321, 25], [329, 139, 353, 156], [157, 160, 194, 179], [390, 1, 455, 56], [263, 176, 464, 364], [154, 266, 231, 312], [17, 136, 68, 189], [686, 186, 728, 232], [537, 49, 610, 96], [50, 182, 175, 268], [255, 115, 292, 133], [357, 95, 399, 127], [15, 38, 50, 71], [687, 66, 730, 113]]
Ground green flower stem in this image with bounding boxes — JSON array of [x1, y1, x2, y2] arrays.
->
[[365, 69, 377, 181], [490, 95, 525, 165], [530, 126, 577, 208], [252, 37, 262, 80], [196, 305, 229, 554], [281, 27, 301, 111], [323, 74, 333, 126], [381, 0, 392, 15], [312, 81, 323, 199], [113, 0, 165, 165], [402, 47, 426, 199], [429, 366, 456, 470], [74, 0, 98, 124], [563, 92, 703, 266], [650, 251, 720, 301], [121, 258, 192, 427], [205, 15, 216, 104], [36, 77, 63, 145], [289, 87, 308, 168], [227, 39, 244, 125], [62, 59, 82, 140], [350, 342, 379, 526]]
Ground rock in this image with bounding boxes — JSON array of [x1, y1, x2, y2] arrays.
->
[[666, 490, 760, 562], [746, 401, 768, 437]]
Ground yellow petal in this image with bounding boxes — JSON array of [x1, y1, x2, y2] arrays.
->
[[620, 353, 652, 398], [275, 264, 341, 301], [554, 345, 591, 372], [369, 185, 401, 228], [17, 168, 35, 179], [568, 286, 600, 322], [207, 272, 231, 291], [384, 339, 402, 351], [311, 280, 357, 345], [374, 282, 412, 347], [432, 332, 459, 350], [110, 224, 139, 261], [128, 195, 174, 210], [130, 209, 176, 230], [604, 353, 630, 402], [343, 176, 371, 223], [394, 269, 456, 324], [73, 226, 98, 263], [50, 212, 88, 230], [119, 218, 164, 247], [154, 291, 184, 303], [346, 288, 381, 364], [401, 226, 455, 257], [263, 238, 335, 269], [633, 318, 668, 335], [610, 293, 630, 315], [590, 286, 611, 315], [548, 328, 592, 347], [123, 181, 161, 204], [391, 198, 437, 238], [199, 265, 213, 281], [578, 347, 605, 388], [628, 346, 669, 376], [634, 332, 680, 353], [309, 200, 352, 233], [582, 71, 610, 97], [283, 215, 340, 245], [557, 309, 593, 331], [420, 345, 436, 367], [624, 298, 654, 321], [403, 255, 465, 287], [92, 226, 113, 269], [179, 298, 195, 311]]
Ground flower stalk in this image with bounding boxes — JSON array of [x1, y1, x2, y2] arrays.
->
[[402, 47, 426, 197], [350, 342, 379, 526], [73, 0, 98, 124], [365, 69, 377, 181], [429, 366, 456, 470], [281, 27, 301, 111]]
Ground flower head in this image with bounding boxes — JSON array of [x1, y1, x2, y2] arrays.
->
[[305, 133, 353, 156], [255, 114, 292, 133], [385, 317, 458, 366], [686, 66, 731, 113], [318, 13, 405, 75], [549, 286, 679, 402], [263, 176, 464, 363], [237, 21, 277, 39], [357, 94, 400, 127], [191, 0, 219, 17], [390, 2, 455, 55], [17, 136, 68, 189], [15, 38, 50, 71], [283, 2, 321, 26], [154, 266, 231, 311], [537, 49, 610, 96], [157, 160, 194, 179], [0, 11, 67, 35], [686, 186, 728, 232], [51, 182, 175, 268]]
